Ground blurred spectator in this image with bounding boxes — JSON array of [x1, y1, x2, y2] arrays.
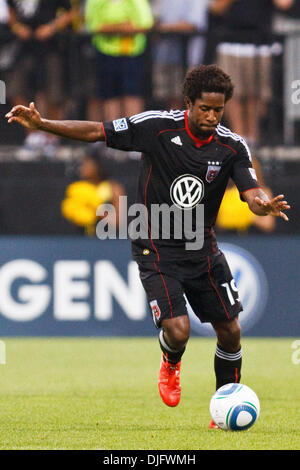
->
[[0, 0, 8, 24], [6, 0, 74, 150], [216, 156, 276, 234], [210, 0, 294, 148], [69, 0, 85, 31], [85, 0, 153, 121], [151, 0, 209, 110], [273, 1, 300, 145], [0, 0, 16, 76], [61, 144, 125, 236]]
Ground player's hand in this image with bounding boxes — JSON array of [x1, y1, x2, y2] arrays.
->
[[5, 102, 42, 131], [254, 194, 291, 221]]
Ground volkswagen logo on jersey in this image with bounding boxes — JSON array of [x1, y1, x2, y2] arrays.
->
[[188, 243, 269, 336], [170, 174, 204, 209]]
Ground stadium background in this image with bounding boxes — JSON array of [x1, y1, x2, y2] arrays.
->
[[0, 0, 299, 338]]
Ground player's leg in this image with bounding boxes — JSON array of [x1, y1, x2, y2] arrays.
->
[[158, 316, 190, 407], [211, 315, 242, 390], [184, 251, 243, 427], [139, 264, 189, 407], [160, 315, 190, 359], [199, 252, 243, 392], [209, 316, 242, 429]]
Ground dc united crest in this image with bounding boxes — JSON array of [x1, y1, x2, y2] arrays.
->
[[206, 161, 221, 183], [150, 300, 161, 327]]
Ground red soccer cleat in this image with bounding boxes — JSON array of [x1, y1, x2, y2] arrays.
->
[[209, 419, 219, 429], [158, 354, 181, 407]]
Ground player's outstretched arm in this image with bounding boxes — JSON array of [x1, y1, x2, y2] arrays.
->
[[5, 102, 105, 143], [242, 187, 291, 221]]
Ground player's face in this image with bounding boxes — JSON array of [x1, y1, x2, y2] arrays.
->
[[186, 92, 225, 139]]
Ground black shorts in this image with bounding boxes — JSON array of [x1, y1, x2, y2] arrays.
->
[[138, 251, 243, 328]]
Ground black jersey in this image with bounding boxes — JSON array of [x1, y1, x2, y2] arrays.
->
[[102, 110, 259, 265]]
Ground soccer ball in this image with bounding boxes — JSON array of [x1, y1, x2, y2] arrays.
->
[[209, 383, 260, 431]]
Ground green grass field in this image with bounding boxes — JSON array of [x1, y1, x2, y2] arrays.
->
[[0, 337, 299, 450]]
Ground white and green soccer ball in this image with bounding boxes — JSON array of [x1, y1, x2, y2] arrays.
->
[[210, 383, 260, 431]]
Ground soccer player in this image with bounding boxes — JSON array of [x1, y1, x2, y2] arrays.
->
[[6, 65, 290, 428]]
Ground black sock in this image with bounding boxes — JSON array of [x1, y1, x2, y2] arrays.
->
[[158, 329, 186, 364], [214, 344, 242, 390]]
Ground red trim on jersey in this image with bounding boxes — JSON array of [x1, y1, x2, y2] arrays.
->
[[207, 256, 230, 319], [214, 136, 237, 155], [144, 166, 173, 317], [210, 226, 217, 253], [184, 110, 214, 148], [240, 186, 261, 195], [240, 186, 261, 202], [154, 262, 174, 319], [144, 164, 160, 263], [157, 127, 186, 137], [100, 122, 107, 144]]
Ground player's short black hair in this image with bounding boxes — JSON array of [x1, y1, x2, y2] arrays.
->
[[182, 64, 234, 104]]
